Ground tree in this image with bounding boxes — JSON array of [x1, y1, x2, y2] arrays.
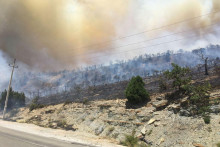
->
[[188, 83, 211, 109], [194, 48, 209, 75], [164, 63, 191, 91], [0, 88, 25, 110], [29, 96, 44, 111], [125, 76, 150, 104], [214, 64, 220, 76]]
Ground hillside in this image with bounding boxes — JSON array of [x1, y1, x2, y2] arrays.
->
[[37, 60, 220, 105], [7, 89, 220, 147], [9, 45, 220, 99], [5, 64, 220, 147]]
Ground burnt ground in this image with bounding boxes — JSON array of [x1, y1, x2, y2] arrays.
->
[[38, 64, 220, 105]]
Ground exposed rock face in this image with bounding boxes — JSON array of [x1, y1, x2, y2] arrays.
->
[[179, 109, 191, 117], [148, 118, 156, 125], [7, 94, 220, 147], [95, 126, 104, 135], [152, 100, 168, 110], [210, 105, 220, 113], [167, 103, 180, 113]]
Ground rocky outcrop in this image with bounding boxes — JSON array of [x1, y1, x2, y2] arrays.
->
[[210, 104, 220, 113], [7, 97, 220, 147]]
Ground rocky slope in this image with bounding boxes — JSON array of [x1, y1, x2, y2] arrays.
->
[[7, 89, 220, 147]]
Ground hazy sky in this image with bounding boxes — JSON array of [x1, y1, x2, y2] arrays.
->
[[0, 51, 10, 89], [0, 0, 219, 82]]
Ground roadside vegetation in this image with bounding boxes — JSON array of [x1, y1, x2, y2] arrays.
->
[[29, 97, 45, 111], [120, 130, 149, 147], [0, 88, 25, 110], [4, 61, 219, 146], [163, 63, 212, 123]]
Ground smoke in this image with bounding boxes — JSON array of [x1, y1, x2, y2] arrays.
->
[[0, 51, 10, 91], [0, 0, 132, 70], [136, 0, 220, 37], [0, 0, 220, 70]]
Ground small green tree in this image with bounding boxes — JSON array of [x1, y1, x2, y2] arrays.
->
[[215, 65, 220, 76], [125, 76, 150, 104], [29, 96, 45, 111], [189, 83, 211, 106], [159, 76, 168, 92], [0, 88, 25, 110], [184, 82, 211, 115], [164, 63, 191, 91]]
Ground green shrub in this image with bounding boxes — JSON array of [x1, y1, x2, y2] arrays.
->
[[189, 83, 211, 105], [163, 63, 212, 116], [215, 65, 220, 76], [29, 103, 45, 111], [29, 97, 45, 111], [107, 127, 115, 136], [159, 77, 168, 92], [188, 82, 211, 115], [125, 76, 150, 104], [63, 100, 72, 106], [108, 127, 115, 132], [120, 130, 139, 147], [164, 63, 191, 90], [198, 106, 210, 115], [120, 130, 149, 147], [203, 115, 210, 124], [82, 98, 89, 105], [139, 143, 149, 147], [216, 142, 220, 147], [165, 90, 182, 100], [57, 119, 67, 128]]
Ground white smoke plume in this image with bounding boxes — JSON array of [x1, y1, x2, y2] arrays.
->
[[0, 0, 219, 70]]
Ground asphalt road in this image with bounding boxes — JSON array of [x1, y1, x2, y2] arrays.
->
[[0, 126, 90, 147]]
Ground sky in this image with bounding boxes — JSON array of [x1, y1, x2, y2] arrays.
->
[[0, 0, 220, 89], [0, 51, 10, 89]]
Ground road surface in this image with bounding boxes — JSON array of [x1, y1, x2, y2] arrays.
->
[[0, 126, 90, 147]]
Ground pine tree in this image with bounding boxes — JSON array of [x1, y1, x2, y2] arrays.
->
[[164, 63, 191, 91], [0, 88, 25, 110], [125, 76, 150, 104]]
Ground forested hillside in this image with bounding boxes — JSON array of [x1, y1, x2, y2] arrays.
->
[[10, 44, 220, 98]]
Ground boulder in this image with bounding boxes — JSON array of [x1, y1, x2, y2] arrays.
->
[[137, 108, 155, 118], [156, 96, 164, 101], [64, 124, 76, 131], [179, 109, 191, 117], [210, 105, 220, 113], [141, 126, 146, 135], [154, 122, 160, 127], [148, 118, 156, 125], [158, 137, 165, 145], [49, 122, 58, 129], [95, 126, 104, 135], [167, 104, 180, 113], [152, 100, 168, 110]]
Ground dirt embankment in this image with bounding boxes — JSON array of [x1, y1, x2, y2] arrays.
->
[[7, 89, 220, 147]]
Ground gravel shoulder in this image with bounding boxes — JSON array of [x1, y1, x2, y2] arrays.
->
[[0, 118, 122, 147]]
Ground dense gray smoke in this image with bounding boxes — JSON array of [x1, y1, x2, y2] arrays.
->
[[0, 0, 132, 70], [0, 0, 220, 70]]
